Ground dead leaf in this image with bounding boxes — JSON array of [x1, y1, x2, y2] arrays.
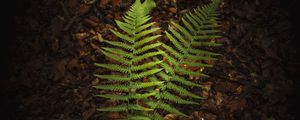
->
[[112, 0, 122, 7], [164, 114, 178, 120], [215, 92, 223, 106], [226, 98, 246, 113], [168, 7, 177, 13], [107, 112, 121, 119], [77, 4, 91, 15], [65, 0, 79, 9], [67, 59, 78, 70], [83, 107, 96, 120], [75, 32, 89, 40], [84, 18, 99, 27], [99, 0, 110, 8]]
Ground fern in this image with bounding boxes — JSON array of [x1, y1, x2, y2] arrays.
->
[[94, 0, 222, 119], [94, 0, 163, 118], [147, 0, 222, 116]]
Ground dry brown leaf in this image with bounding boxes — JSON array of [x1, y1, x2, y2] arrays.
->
[[83, 107, 96, 120], [77, 4, 91, 15], [66, 0, 79, 9], [67, 59, 78, 70], [75, 32, 89, 40], [226, 98, 246, 113], [99, 0, 110, 8], [215, 92, 223, 106], [168, 7, 177, 13], [164, 114, 178, 120], [112, 0, 122, 7], [84, 18, 99, 27], [107, 112, 121, 119]]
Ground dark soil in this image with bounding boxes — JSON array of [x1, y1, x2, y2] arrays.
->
[[3, 0, 299, 120]]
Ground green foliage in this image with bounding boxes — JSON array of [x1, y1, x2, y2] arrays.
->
[[94, 0, 222, 119], [148, 0, 222, 116], [94, 0, 162, 118]]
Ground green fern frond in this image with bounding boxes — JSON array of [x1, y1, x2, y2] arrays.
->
[[133, 81, 164, 90], [165, 31, 186, 54], [160, 61, 175, 74], [95, 94, 129, 101], [180, 61, 212, 67], [148, 76, 160, 82], [161, 43, 183, 60], [130, 68, 163, 80], [158, 71, 172, 81], [128, 104, 153, 111], [93, 74, 130, 82], [193, 35, 222, 40], [175, 67, 208, 77], [130, 61, 163, 72], [110, 29, 134, 42], [151, 113, 165, 120], [172, 75, 203, 87], [97, 105, 128, 112], [96, 92, 155, 101], [102, 47, 133, 59], [146, 101, 186, 116], [94, 85, 129, 92], [94, 63, 129, 73], [166, 83, 203, 99], [161, 51, 179, 66], [131, 51, 164, 63], [103, 40, 133, 51], [97, 104, 153, 112], [101, 50, 131, 65], [134, 35, 162, 48], [136, 28, 160, 40], [182, 18, 196, 32], [169, 27, 189, 47], [188, 48, 220, 56], [185, 13, 200, 31], [137, 113, 165, 120], [131, 92, 156, 99], [136, 22, 155, 33], [171, 21, 193, 40], [95, 0, 222, 119], [127, 115, 151, 120], [191, 41, 223, 47], [160, 91, 198, 104], [134, 43, 162, 55]]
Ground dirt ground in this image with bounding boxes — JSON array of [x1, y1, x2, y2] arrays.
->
[[3, 0, 300, 120]]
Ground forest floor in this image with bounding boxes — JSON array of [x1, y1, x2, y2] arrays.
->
[[4, 0, 299, 120]]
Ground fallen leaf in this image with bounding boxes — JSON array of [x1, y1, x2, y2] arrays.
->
[[66, 0, 79, 9], [168, 7, 177, 13], [226, 98, 246, 113], [99, 0, 110, 8], [112, 0, 122, 7], [164, 114, 178, 120], [84, 18, 99, 27], [83, 107, 96, 120], [215, 92, 223, 106], [77, 4, 91, 15], [75, 32, 89, 40], [107, 112, 121, 119]]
